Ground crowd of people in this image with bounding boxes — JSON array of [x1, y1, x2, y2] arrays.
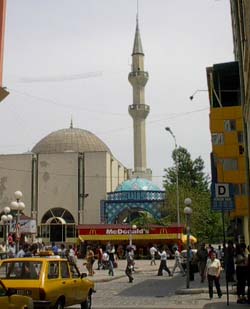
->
[[195, 242, 250, 304], [1, 237, 249, 303]]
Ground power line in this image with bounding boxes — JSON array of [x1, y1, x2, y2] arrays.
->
[[16, 71, 103, 83]]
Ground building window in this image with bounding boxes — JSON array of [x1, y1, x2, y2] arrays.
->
[[224, 120, 236, 131], [233, 184, 240, 196], [212, 133, 224, 145], [237, 131, 243, 143], [223, 159, 238, 171], [240, 184, 246, 195]]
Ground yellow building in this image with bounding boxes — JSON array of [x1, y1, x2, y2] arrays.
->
[[207, 61, 249, 244]]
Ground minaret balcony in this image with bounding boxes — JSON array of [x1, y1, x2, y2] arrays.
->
[[128, 71, 148, 87], [129, 71, 148, 78], [129, 104, 150, 119]]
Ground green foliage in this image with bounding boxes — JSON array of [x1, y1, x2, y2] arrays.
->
[[163, 146, 224, 243]]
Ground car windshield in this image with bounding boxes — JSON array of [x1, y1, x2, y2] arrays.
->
[[0, 261, 42, 280]]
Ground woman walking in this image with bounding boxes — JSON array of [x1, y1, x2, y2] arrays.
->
[[205, 251, 222, 300]]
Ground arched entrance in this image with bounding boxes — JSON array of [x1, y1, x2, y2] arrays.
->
[[40, 208, 76, 243]]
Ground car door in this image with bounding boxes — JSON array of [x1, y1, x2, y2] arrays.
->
[[60, 261, 76, 305], [69, 263, 89, 303]]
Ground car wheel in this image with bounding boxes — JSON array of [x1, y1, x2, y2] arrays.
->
[[81, 293, 92, 309], [54, 299, 65, 309]]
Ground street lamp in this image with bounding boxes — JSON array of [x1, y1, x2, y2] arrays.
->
[[184, 197, 192, 289], [1, 206, 13, 253], [129, 224, 137, 247], [10, 190, 25, 254], [165, 127, 180, 232]]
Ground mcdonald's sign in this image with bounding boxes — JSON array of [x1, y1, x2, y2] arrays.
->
[[160, 228, 168, 234], [89, 229, 97, 235]]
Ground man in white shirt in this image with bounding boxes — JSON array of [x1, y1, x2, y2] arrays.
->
[[157, 246, 172, 276], [149, 245, 157, 265]]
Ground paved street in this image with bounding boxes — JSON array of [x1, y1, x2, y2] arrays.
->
[[66, 259, 249, 309]]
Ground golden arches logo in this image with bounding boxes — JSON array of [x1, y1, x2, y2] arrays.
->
[[89, 229, 97, 235], [160, 228, 168, 234]]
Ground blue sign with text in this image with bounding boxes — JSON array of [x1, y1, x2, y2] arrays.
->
[[211, 183, 235, 212]]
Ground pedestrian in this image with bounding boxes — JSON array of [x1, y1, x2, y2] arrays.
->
[[125, 247, 134, 283], [235, 243, 248, 304], [59, 243, 67, 258], [8, 242, 16, 258], [205, 251, 222, 300], [85, 246, 95, 276], [68, 245, 77, 264], [224, 241, 235, 282], [107, 244, 115, 276], [0, 241, 6, 253], [149, 245, 157, 266], [196, 243, 208, 283], [51, 242, 58, 255], [102, 251, 109, 269], [171, 246, 185, 276], [157, 246, 172, 277], [96, 245, 103, 270], [16, 244, 26, 258]]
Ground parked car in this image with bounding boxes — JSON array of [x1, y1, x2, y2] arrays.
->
[[180, 249, 198, 273], [0, 252, 95, 309], [0, 279, 33, 309]]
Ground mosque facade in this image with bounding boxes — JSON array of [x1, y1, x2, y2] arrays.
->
[[0, 15, 173, 245]]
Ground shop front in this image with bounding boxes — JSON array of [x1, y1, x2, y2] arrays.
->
[[77, 224, 186, 257]]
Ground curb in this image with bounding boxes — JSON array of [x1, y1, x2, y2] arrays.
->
[[176, 288, 237, 295]]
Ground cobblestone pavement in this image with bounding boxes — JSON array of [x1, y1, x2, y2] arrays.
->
[[66, 259, 249, 309]]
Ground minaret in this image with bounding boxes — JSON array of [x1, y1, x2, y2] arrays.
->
[[128, 15, 152, 180]]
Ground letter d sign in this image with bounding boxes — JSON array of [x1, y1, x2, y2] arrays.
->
[[215, 183, 229, 198]]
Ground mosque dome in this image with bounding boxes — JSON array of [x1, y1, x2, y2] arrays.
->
[[115, 177, 161, 192], [32, 127, 112, 154]]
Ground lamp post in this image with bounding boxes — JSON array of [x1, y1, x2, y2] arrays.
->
[[10, 191, 25, 254], [1, 206, 13, 253], [184, 197, 192, 289], [165, 127, 180, 233], [129, 224, 137, 247]]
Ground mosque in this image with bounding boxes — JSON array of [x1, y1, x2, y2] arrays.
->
[[0, 16, 183, 247]]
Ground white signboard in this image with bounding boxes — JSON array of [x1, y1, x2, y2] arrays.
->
[[215, 183, 229, 198], [10, 219, 37, 234]]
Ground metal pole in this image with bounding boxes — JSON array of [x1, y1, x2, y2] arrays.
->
[[5, 222, 8, 251], [165, 127, 180, 230], [129, 229, 132, 246], [16, 209, 19, 254], [222, 204, 229, 306], [186, 214, 190, 289], [175, 140, 180, 233]]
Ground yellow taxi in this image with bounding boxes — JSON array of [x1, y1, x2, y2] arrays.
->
[[0, 279, 33, 308], [0, 253, 95, 309]]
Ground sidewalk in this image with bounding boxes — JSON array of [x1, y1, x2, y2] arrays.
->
[[76, 258, 249, 308]]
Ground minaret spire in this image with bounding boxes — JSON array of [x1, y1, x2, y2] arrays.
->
[[128, 12, 152, 180]]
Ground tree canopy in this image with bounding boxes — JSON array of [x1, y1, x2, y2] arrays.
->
[[163, 146, 224, 244]]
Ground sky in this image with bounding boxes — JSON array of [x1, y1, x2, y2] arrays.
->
[[0, 0, 234, 189]]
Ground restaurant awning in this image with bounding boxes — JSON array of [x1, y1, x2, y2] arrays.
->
[[181, 234, 197, 244], [79, 233, 179, 242]]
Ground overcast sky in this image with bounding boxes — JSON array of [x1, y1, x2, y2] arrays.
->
[[0, 0, 233, 189]]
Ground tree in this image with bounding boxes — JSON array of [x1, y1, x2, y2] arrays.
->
[[164, 146, 209, 191], [163, 146, 224, 243]]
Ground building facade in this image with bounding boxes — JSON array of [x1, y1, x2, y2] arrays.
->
[[207, 61, 249, 243], [230, 0, 250, 243], [0, 126, 128, 243]]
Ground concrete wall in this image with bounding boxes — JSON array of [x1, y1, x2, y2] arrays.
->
[[0, 154, 32, 215], [84, 152, 107, 224], [37, 152, 78, 224]]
